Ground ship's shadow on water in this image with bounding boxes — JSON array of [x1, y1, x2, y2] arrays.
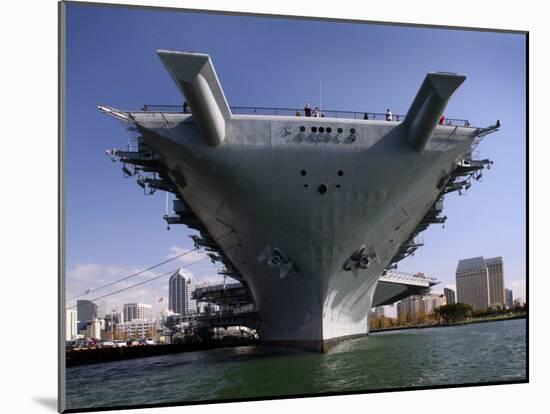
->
[[65, 320, 526, 411]]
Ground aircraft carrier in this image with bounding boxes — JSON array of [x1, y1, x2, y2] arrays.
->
[[99, 50, 499, 351]]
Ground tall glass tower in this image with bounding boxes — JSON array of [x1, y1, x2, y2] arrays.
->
[[168, 268, 196, 315]]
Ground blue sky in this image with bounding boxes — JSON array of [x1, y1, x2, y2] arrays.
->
[[65, 3, 526, 316]]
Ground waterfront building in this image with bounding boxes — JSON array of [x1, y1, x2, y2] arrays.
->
[[444, 287, 456, 305], [397, 293, 446, 321], [169, 268, 197, 315], [505, 289, 514, 309], [456, 256, 505, 311], [117, 319, 156, 338], [456, 257, 489, 310], [76, 299, 98, 331], [397, 295, 421, 321], [66, 309, 78, 341], [421, 293, 447, 314], [123, 303, 152, 322]]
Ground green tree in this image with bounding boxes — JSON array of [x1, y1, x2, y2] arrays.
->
[[433, 303, 473, 324]]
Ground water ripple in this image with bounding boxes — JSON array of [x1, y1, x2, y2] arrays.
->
[[66, 319, 526, 410]]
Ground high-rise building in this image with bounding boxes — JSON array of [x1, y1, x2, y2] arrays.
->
[[397, 295, 420, 320], [66, 309, 78, 341], [169, 268, 196, 315], [486, 257, 505, 307], [76, 300, 98, 330], [456, 256, 505, 311], [444, 287, 456, 305], [505, 289, 514, 308], [456, 257, 489, 311], [123, 303, 152, 322]]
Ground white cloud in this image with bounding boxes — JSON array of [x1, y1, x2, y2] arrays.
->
[[66, 262, 172, 315]]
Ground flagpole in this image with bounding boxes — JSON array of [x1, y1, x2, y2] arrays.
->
[[319, 80, 322, 116]]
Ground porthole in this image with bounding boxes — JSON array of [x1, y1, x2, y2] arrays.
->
[[350, 128, 356, 134], [318, 184, 328, 194], [311, 126, 317, 133], [300, 126, 306, 132], [300, 170, 307, 176], [319, 127, 325, 133], [337, 127, 343, 134], [326, 127, 332, 133], [336, 184, 342, 188], [304, 184, 309, 188], [337, 170, 344, 177]]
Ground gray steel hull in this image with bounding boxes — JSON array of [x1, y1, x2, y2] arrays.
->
[[132, 114, 476, 348]]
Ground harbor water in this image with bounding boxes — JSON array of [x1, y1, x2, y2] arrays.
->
[[65, 319, 526, 410]]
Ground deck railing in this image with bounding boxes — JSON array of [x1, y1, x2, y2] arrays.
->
[[140, 104, 471, 127]]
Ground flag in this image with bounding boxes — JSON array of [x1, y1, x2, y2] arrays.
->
[[158, 297, 163, 303], [85, 289, 91, 294]]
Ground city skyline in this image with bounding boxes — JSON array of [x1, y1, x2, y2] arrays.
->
[[64, 4, 526, 317], [70, 261, 522, 323]]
